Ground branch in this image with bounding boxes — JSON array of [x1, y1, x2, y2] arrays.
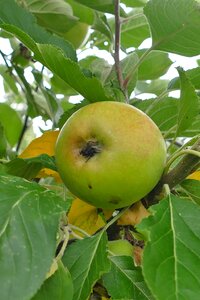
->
[[143, 138, 200, 207], [114, 0, 128, 102]]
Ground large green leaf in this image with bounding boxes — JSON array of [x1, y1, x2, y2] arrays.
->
[[103, 255, 153, 299], [0, 175, 69, 300], [137, 194, 200, 299], [144, 0, 200, 56], [0, 103, 22, 146], [62, 231, 110, 300], [37, 44, 114, 102]]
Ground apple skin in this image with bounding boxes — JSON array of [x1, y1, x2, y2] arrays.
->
[[108, 240, 133, 256], [55, 101, 166, 209]]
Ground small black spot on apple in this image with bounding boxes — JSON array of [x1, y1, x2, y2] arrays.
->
[[88, 184, 92, 189], [109, 197, 121, 205]]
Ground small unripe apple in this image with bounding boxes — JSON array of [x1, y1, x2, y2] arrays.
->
[[108, 240, 133, 256], [63, 22, 89, 49], [55, 101, 166, 209]]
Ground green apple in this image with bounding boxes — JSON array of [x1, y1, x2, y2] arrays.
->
[[55, 101, 166, 209], [63, 22, 89, 49], [108, 240, 133, 256]]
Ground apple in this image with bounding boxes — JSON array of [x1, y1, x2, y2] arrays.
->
[[55, 101, 166, 209], [63, 22, 89, 49], [108, 240, 133, 256]]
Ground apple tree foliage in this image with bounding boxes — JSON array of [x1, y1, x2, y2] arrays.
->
[[0, 0, 200, 299]]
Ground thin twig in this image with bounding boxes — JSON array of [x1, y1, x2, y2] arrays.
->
[[114, 0, 128, 102], [0, 50, 11, 69], [16, 114, 29, 153]]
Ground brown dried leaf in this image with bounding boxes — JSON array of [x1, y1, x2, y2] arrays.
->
[[118, 201, 150, 226]]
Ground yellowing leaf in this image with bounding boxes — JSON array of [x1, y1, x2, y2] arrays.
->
[[187, 171, 200, 181], [19, 130, 59, 157], [19, 130, 62, 182], [68, 198, 106, 235], [118, 201, 150, 226]]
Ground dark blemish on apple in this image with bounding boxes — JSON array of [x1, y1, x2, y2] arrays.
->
[[109, 197, 121, 205], [80, 140, 102, 161], [88, 184, 92, 189]]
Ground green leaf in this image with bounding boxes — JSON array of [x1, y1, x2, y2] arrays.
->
[[0, 64, 19, 95], [5, 154, 57, 180], [79, 56, 112, 84], [180, 179, 200, 205], [137, 194, 200, 300], [137, 50, 172, 80], [103, 256, 153, 299], [0, 0, 76, 62], [134, 96, 200, 138], [66, 0, 94, 25], [73, 0, 116, 14], [32, 261, 73, 300], [92, 12, 113, 42], [133, 97, 179, 136], [62, 231, 110, 300], [136, 79, 169, 95], [0, 103, 22, 146], [176, 67, 199, 136], [144, 0, 200, 56], [106, 52, 139, 97], [169, 67, 200, 90], [121, 11, 150, 49], [37, 44, 114, 102], [122, 0, 148, 7], [0, 175, 69, 300], [24, 0, 78, 35]]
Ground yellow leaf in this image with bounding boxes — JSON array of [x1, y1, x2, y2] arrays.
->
[[19, 130, 59, 157], [68, 198, 106, 235], [187, 171, 200, 181], [118, 201, 150, 226], [19, 130, 62, 182]]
